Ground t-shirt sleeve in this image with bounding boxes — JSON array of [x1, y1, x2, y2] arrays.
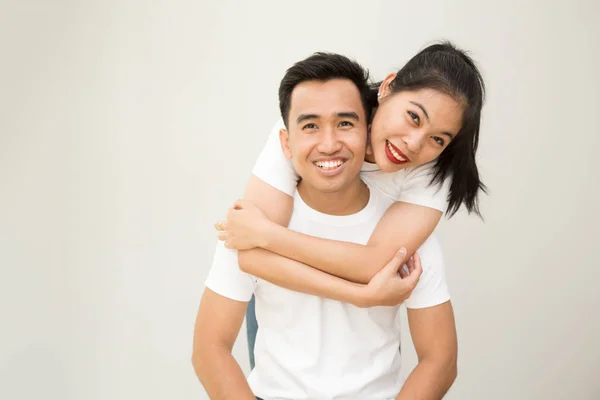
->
[[205, 241, 256, 302], [395, 163, 450, 213], [251, 119, 299, 197], [405, 236, 450, 309]]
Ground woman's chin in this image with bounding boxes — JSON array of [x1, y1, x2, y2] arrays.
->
[[376, 152, 411, 172]]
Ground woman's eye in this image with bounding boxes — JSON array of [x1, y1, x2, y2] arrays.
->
[[408, 111, 420, 125], [432, 136, 445, 146], [303, 123, 317, 130], [339, 121, 353, 128]]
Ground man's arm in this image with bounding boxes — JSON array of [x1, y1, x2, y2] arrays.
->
[[396, 301, 458, 400], [192, 288, 255, 400]]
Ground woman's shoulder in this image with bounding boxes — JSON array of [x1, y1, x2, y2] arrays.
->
[[360, 161, 448, 211]]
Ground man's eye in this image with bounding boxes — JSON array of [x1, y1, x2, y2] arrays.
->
[[303, 123, 317, 130], [408, 111, 420, 125], [339, 121, 354, 127]]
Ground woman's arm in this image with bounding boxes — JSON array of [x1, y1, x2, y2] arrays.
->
[[236, 174, 294, 286], [263, 201, 440, 283], [240, 174, 294, 226], [240, 246, 421, 308], [224, 200, 441, 284], [235, 176, 420, 306]]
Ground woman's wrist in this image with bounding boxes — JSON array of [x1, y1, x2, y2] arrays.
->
[[260, 218, 282, 249], [346, 282, 373, 308]]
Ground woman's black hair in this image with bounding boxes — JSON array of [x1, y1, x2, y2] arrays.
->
[[370, 41, 487, 217]]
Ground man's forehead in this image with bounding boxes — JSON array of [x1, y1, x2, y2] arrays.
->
[[289, 79, 365, 121]]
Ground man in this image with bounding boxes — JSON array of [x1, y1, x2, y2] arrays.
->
[[193, 53, 457, 399]]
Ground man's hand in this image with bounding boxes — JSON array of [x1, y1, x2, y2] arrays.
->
[[215, 199, 274, 250], [359, 248, 422, 307]]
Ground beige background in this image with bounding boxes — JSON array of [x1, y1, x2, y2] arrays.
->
[[1, 0, 599, 399]]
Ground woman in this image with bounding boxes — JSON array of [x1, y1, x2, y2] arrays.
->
[[217, 41, 485, 368]]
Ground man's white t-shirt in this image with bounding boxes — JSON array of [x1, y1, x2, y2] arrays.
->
[[252, 119, 450, 212], [205, 187, 450, 400]]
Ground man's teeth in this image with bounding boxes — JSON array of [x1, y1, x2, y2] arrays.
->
[[387, 141, 406, 161], [314, 160, 344, 169]]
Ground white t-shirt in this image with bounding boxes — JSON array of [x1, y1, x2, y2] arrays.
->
[[252, 119, 450, 212], [205, 187, 450, 400]]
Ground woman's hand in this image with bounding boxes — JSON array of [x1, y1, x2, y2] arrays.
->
[[215, 199, 274, 250], [358, 248, 422, 307]]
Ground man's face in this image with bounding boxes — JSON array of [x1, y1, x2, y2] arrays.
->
[[280, 79, 367, 194]]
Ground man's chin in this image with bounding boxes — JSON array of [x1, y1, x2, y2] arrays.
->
[[304, 178, 344, 194]]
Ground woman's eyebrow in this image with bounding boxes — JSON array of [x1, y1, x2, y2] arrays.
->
[[409, 101, 430, 121], [410, 101, 456, 139]]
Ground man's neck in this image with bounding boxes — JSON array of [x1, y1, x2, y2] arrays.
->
[[297, 179, 370, 216]]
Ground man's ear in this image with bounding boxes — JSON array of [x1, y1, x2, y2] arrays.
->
[[279, 128, 292, 159], [378, 73, 396, 102], [366, 124, 373, 156]]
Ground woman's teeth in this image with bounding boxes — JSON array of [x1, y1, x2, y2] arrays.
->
[[314, 160, 345, 169], [387, 141, 406, 162]]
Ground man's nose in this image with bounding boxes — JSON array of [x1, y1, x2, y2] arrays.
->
[[317, 128, 343, 154]]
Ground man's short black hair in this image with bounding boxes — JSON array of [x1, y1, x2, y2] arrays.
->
[[278, 52, 372, 127]]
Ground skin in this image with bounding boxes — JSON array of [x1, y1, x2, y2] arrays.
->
[[280, 79, 370, 212], [219, 74, 465, 289], [192, 253, 430, 399], [193, 79, 428, 398], [192, 290, 255, 400], [367, 73, 464, 171], [398, 302, 458, 399]]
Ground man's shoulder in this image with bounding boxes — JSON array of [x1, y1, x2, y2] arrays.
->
[[204, 241, 256, 303], [364, 180, 395, 210], [288, 184, 389, 244]]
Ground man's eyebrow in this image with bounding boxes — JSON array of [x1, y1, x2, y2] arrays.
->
[[409, 101, 455, 140], [337, 112, 360, 120], [296, 114, 319, 124], [296, 112, 360, 124]]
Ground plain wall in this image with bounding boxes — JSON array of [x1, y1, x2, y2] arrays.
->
[[1, 0, 599, 399]]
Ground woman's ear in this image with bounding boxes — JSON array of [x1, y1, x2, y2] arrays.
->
[[378, 73, 397, 102], [279, 129, 293, 159]]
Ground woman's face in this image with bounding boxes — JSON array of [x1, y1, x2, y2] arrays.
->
[[366, 75, 465, 172]]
